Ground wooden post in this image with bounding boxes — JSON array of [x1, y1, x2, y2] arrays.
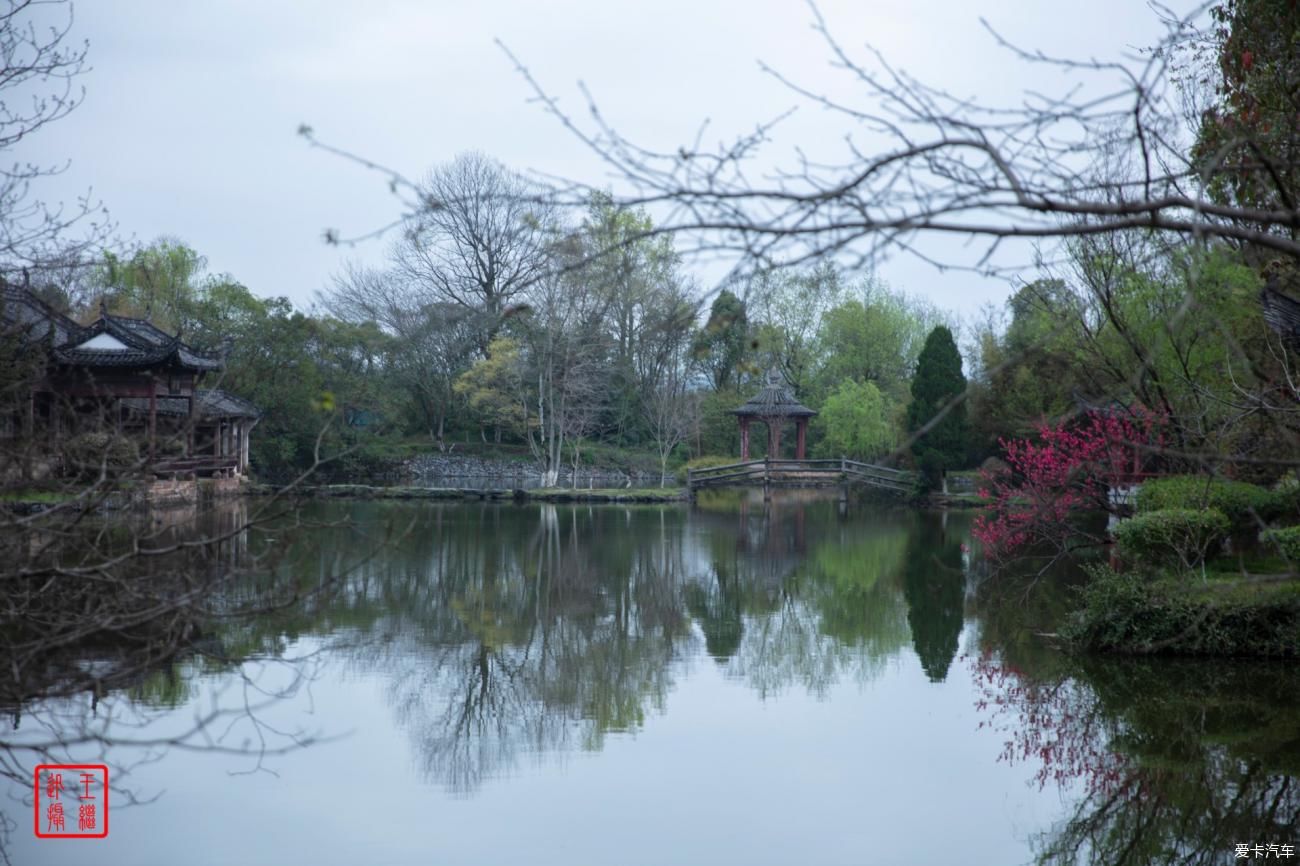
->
[[148, 385, 157, 467], [796, 418, 807, 460], [740, 417, 750, 460], [22, 389, 34, 481], [764, 455, 771, 501]]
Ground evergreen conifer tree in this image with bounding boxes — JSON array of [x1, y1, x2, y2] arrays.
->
[[906, 325, 969, 491]]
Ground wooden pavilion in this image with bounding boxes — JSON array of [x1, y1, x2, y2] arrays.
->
[[1, 286, 259, 478], [732, 369, 818, 460]]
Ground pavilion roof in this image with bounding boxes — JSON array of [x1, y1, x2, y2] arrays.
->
[[1263, 282, 1300, 348], [1, 286, 222, 372], [119, 389, 260, 419], [732, 368, 817, 417]]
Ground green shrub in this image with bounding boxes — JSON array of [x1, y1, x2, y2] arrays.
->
[[1137, 475, 1277, 531], [1064, 564, 1179, 651], [1114, 507, 1230, 576], [62, 432, 140, 477], [1262, 526, 1300, 562], [1064, 564, 1300, 657], [676, 455, 738, 484], [1271, 476, 1300, 524]]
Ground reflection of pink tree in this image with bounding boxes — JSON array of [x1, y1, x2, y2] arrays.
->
[[968, 650, 1137, 799], [973, 409, 1164, 563], [969, 649, 1300, 866]]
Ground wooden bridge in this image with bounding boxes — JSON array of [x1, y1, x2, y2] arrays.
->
[[687, 458, 916, 496]]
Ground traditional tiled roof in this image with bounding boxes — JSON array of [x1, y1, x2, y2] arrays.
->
[[1, 285, 222, 372], [119, 396, 191, 416], [0, 285, 79, 346], [1262, 282, 1300, 347], [196, 389, 259, 418], [733, 368, 817, 417], [119, 389, 260, 419], [60, 313, 221, 372]]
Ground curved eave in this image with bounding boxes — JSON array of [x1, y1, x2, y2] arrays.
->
[[730, 406, 818, 417], [52, 346, 221, 372]]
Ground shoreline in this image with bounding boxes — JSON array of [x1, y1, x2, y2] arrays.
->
[[250, 483, 690, 504]]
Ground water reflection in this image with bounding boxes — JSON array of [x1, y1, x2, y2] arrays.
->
[[279, 493, 943, 789], [901, 513, 965, 682], [8, 493, 1300, 866], [973, 577, 1300, 866]]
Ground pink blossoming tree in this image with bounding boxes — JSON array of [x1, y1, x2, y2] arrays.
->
[[973, 408, 1165, 564]]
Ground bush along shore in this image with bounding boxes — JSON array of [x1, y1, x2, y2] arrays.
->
[[1064, 476, 1300, 658]]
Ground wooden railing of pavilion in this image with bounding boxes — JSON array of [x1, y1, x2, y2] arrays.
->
[[151, 455, 241, 478], [687, 458, 915, 495]]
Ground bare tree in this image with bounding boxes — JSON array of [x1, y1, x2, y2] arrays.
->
[[494, 2, 1300, 482], [0, 0, 107, 277], [644, 375, 699, 487], [322, 261, 477, 449], [394, 151, 554, 354], [521, 254, 612, 488], [505, 5, 1300, 268]]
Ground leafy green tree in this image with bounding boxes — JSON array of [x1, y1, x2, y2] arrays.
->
[[453, 336, 529, 442], [906, 325, 970, 490], [578, 193, 693, 444], [692, 289, 748, 391], [748, 263, 843, 395], [692, 387, 743, 457], [815, 379, 895, 460], [99, 238, 208, 331], [815, 279, 945, 400], [969, 280, 1083, 448], [1193, 0, 1300, 222], [217, 297, 332, 476]]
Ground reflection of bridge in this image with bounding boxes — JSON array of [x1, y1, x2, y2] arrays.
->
[[687, 459, 915, 496]]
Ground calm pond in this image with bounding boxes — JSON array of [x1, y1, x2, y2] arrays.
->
[[7, 491, 1300, 865]]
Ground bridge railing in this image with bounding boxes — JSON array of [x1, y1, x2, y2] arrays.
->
[[687, 457, 916, 491]]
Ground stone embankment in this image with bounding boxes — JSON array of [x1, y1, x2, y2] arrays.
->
[[402, 454, 658, 487]]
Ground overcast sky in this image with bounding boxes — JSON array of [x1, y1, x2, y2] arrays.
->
[[24, 0, 1194, 325]]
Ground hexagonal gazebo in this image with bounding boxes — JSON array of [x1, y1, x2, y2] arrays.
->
[[732, 369, 818, 460]]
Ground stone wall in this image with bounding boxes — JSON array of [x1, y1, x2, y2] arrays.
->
[[142, 478, 198, 507]]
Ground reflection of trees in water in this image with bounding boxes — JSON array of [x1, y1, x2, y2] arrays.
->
[[331, 503, 696, 793], [971, 649, 1300, 866], [689, 494, 915, 698], [971, 561, 1300, 865], [2, 498, 259, 714], [1, 499, 346, 858], [900, 513, 966, 682], [144, 496, 977, 794]]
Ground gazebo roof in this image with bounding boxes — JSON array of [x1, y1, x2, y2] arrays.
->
[[1262, 282, 1300, 347], [733, 368, 817, 417]]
